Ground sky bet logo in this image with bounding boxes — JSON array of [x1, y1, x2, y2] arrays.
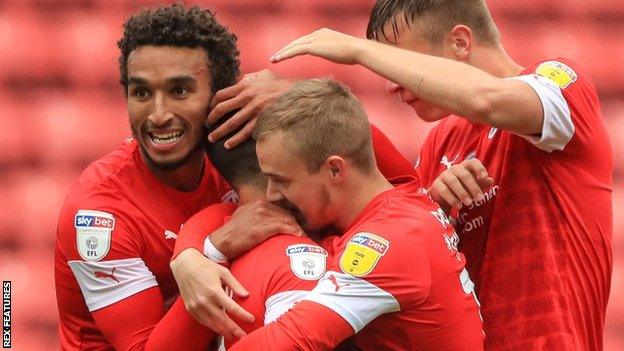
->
[[286, 245, 327, 256], [350, 233, 389, 255], [75, 213, 115, 229]]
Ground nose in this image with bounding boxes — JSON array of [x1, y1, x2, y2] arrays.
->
[[385, 80, 402, 95], [148, 92, 174, 127], [266, 180, 284, 203]]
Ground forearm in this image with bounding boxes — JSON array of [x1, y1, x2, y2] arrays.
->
[[355, 40, 542, 134]]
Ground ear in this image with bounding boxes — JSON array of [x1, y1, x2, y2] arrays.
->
[[449, 25, 473, 61], [324, 156, 347, 183]]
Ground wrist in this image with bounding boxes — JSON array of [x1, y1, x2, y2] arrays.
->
[[204, 236, 229, 264], [170, 248, 203, 271]]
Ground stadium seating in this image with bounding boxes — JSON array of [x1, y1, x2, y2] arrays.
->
[[0, 1, 621, 350]]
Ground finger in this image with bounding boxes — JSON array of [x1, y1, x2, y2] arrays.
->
[[271, 34, 314, 61], [271, 43, 311, 63], [208, 101, 254, 143], [210, 83, 245, 111], [451, 168, 483, 202], [220, 269, 250, 298], [477, 176, 494, 190], [441, 173, 473, 206], [438, 185, 464, 210], [223, 112, 257, 149], [465, 159, 488, 179], [208, 308, 246, 341], [218, 290, 255, 324], [207, 94, 248, 132]]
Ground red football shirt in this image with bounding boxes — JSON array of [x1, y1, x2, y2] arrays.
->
[[54, 139, 232, 350], [231, 181, 485, 350], [415, 59, 613, 350]]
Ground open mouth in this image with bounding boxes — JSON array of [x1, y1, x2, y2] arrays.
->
[[149, 130, 184, 145]]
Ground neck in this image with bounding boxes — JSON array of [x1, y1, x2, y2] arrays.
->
[[236, 183, 267, 205], [143, 149, 206, 192], [469, 43, 524, 78], [334, 169, 394, 231]]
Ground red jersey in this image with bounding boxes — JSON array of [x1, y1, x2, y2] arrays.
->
[[415, 59, 613, 350], [54, 139, 232, 350], [172, 203, 333, 350], [230, 181, 485, 351]]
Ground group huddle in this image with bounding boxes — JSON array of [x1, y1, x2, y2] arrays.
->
[[54, 1, 613, 351]]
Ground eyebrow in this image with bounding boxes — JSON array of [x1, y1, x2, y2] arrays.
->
[[127, 75, 198, 86], [263, 171, 288, 179]]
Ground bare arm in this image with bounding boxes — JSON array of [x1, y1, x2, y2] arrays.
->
[[272, 29, 544, 135]]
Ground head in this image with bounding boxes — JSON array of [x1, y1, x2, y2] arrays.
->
[[254, 79, 376, 231], [205, 109, 266, 192], [118, 5, 240, 170], [367, 0, 500, 121]]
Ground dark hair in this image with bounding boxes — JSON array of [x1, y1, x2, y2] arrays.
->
[[367, 0, 499, 46], [117, 4, 240, 94], [205, 110, 265, 189]]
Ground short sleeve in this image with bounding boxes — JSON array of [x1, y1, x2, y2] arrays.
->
[[57, 183, 157, 311], [304, 220, 432, 332]]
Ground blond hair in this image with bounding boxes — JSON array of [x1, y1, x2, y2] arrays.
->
[[254, 78, 375, 174]]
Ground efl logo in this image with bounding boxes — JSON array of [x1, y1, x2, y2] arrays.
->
[[3, 281, 10, 349]]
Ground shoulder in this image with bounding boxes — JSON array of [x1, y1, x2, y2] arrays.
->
[[183, 202, 238, 232]]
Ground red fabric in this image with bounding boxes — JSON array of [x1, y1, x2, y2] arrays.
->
[[370, 124, 418, 180], [232, 182, 485, 350], [171, 202, 238, 260], [90, 288, 214, 351], [230, 300, 353, 351], [415, 59, 612, 350], [55, 140, 230, 350]]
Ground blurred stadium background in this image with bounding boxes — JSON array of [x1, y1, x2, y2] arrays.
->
[[0, 0, 621, 349]]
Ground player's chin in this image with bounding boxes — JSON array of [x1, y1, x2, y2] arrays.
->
[[139, 140, 194, 170]]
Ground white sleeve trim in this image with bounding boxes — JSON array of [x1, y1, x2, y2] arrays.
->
[[303, 271, 400, 332], [204, 237, 229, 264], [264, 290, 310, 324], [509, 74, 574, 152], [68, 258, 158, 311]]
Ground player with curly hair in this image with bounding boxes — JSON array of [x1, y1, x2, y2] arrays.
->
[[54, 5, 302, 350]]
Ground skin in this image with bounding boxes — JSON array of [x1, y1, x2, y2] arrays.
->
[[126, 45, 213, 191], [270, 18, 544, 136], [257, 131, 393, 232]]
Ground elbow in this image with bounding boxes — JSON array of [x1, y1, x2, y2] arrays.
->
[[468, 96, 495, 122]]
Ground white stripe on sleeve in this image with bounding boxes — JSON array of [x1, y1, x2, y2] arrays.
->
[[510, 74, 574, 152], [264, 290, 310, 324], [68, 258, 158, 311], [303, 271, 400, 332]]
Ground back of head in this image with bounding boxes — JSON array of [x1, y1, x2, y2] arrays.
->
[[367, 0, 499, 46], [206, 110, 265, 190], [117, 4, 240, 94], [254, 78, 375, 174]]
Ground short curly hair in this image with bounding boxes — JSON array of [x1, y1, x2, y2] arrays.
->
[[117, 4, 240, 94]]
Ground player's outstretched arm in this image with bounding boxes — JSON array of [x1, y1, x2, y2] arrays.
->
[[272, 28, 544, 136], [229, 300, 354, 351], [429, 159, 494, 213], [206, 69, 293, 149]]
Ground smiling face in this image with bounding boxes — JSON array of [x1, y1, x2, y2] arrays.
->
[[126, 45, 213, 170], [256, 132, 335, 232]]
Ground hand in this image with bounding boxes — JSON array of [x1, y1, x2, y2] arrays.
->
[[429, 159, 494, 213], [207, 69, 293, 149], [209, 200, 304, 259], [170, 249, 254, 341], [271, 28, 368, 65]]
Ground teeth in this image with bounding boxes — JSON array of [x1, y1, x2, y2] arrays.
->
[[151, 131, 183, 145]]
